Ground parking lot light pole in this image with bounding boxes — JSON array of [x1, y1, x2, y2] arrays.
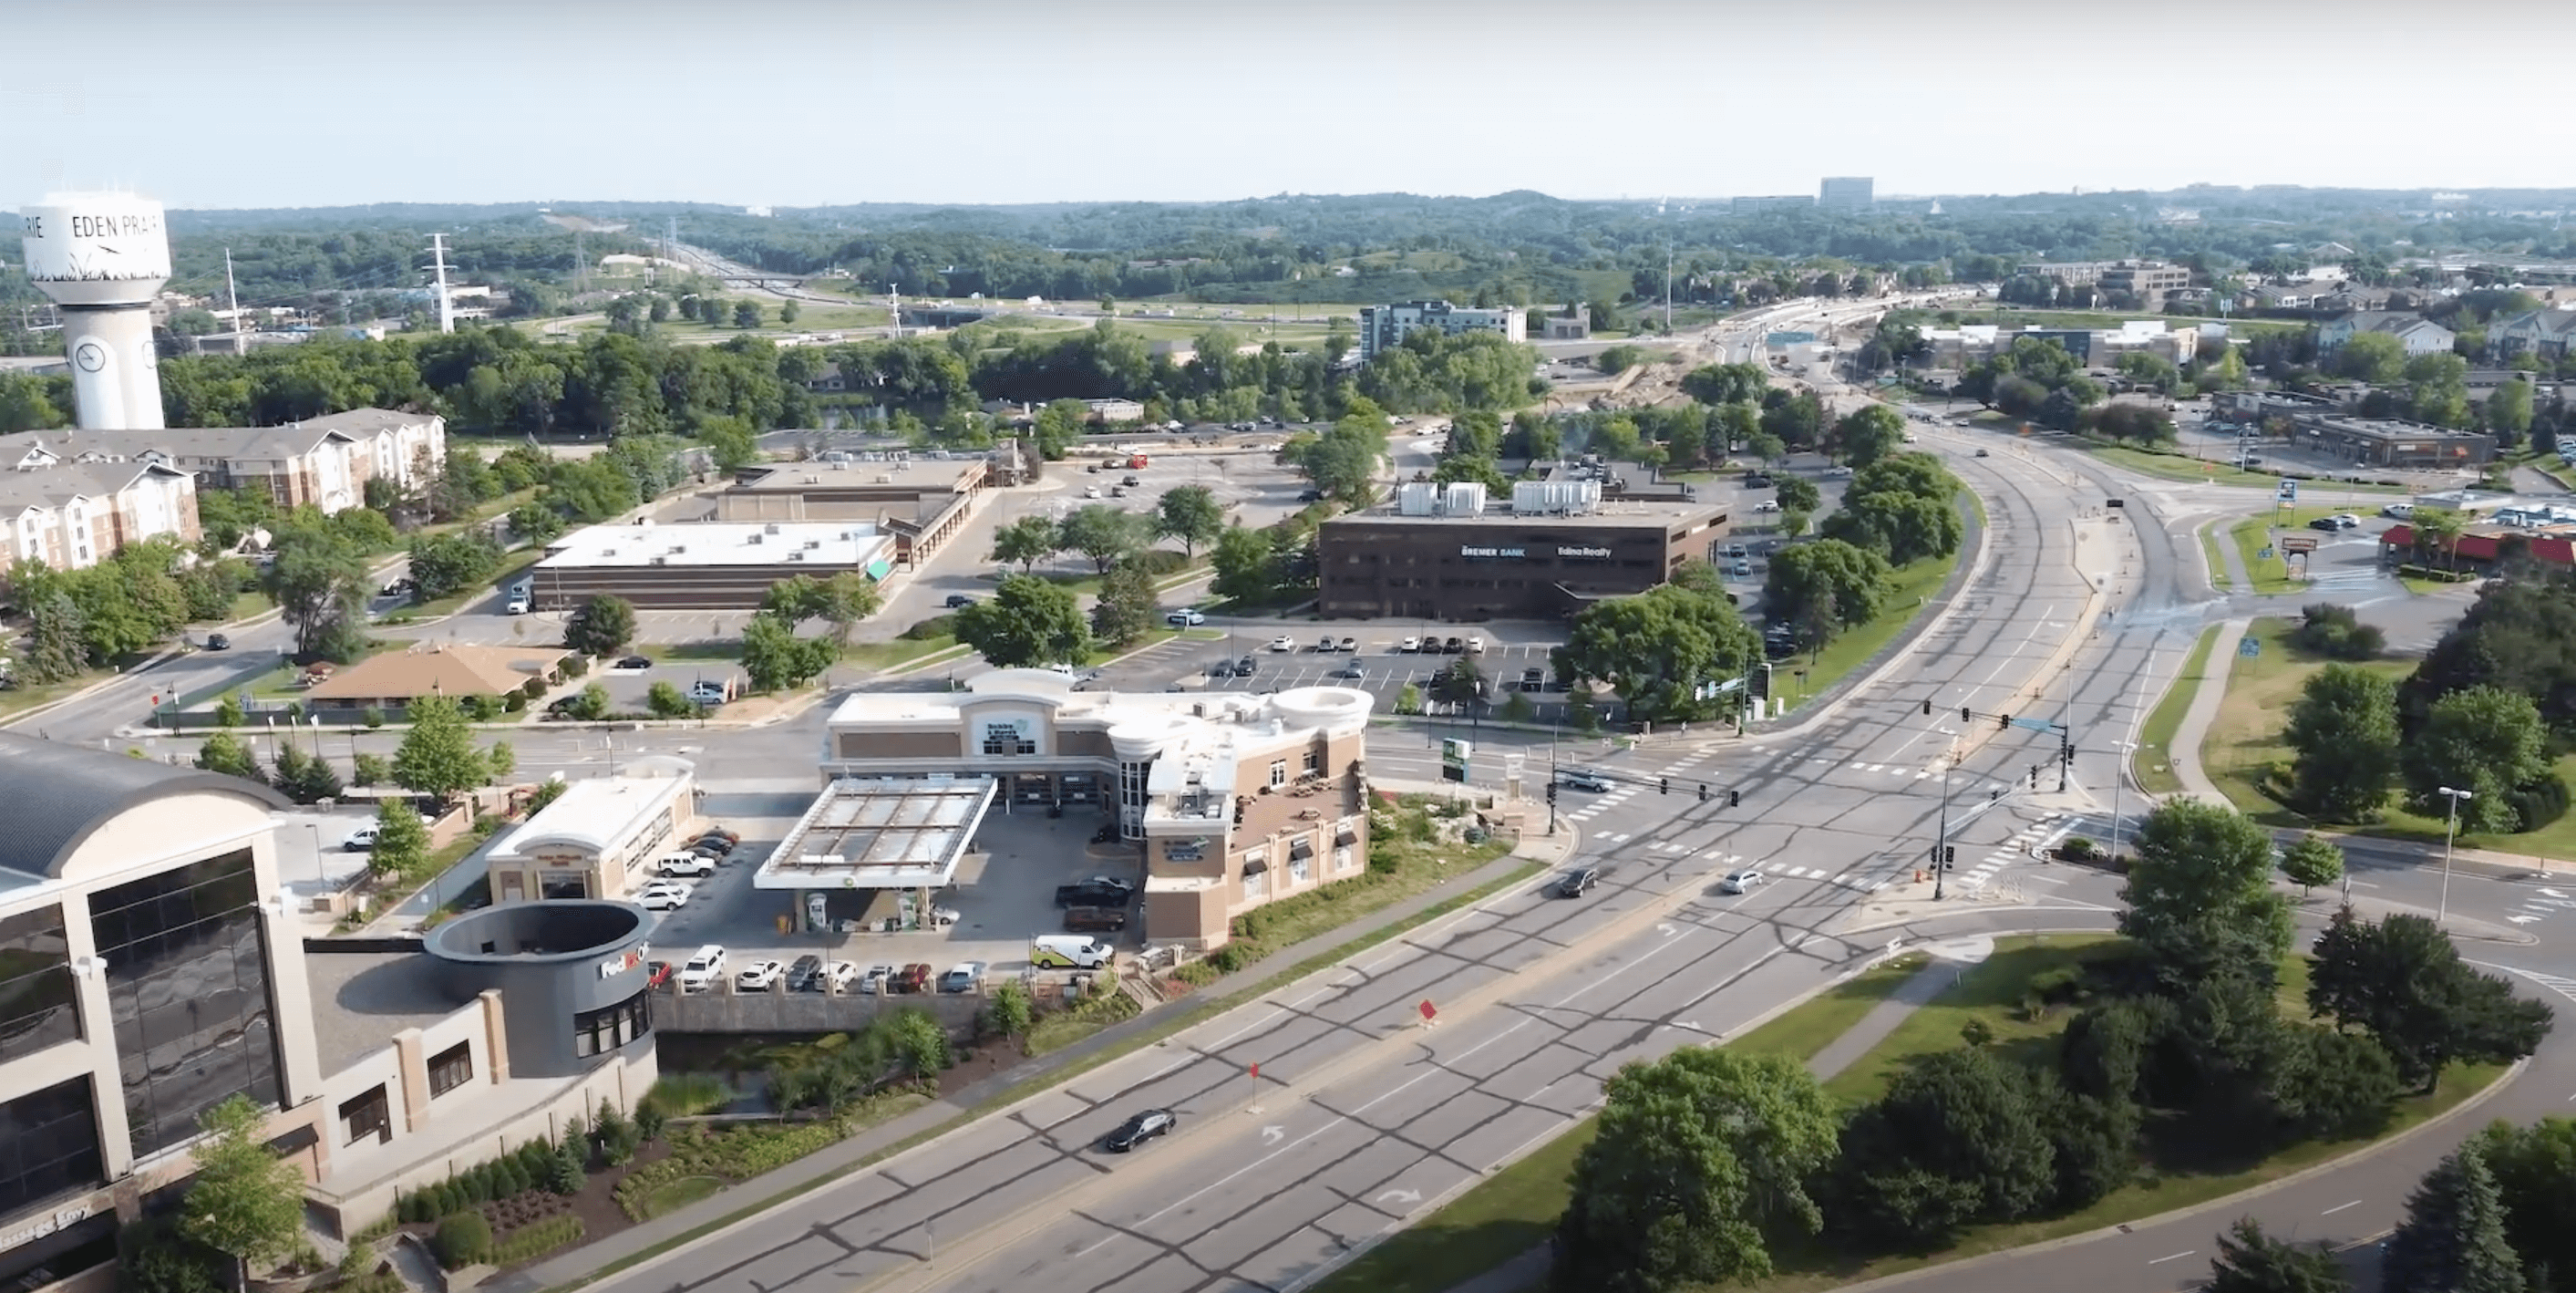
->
[[2437, 786, 2474, 926], [2107, 740, 2138, 864]]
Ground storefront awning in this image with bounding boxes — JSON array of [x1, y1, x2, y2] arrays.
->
[[1334, 828, 1359, 847], [1242, 857, 1270, 876], [1289, 838, 1314, 860]]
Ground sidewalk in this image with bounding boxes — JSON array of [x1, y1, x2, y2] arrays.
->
[[2162, 617, 2247, 802], [1439, 946, 1991, 1293], [494, 822, 1572, 1293]]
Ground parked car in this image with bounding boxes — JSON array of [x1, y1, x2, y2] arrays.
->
[[636, 883, 692, 911], [1743, 474, 1775, 489], [1337, 636, 1357, 653], [614, 655, 652, 670], [1236, 655, 1257, 676], [855, 965, 892, 995], [1521, 667, 1547, 690], [944, 594, 978, 609], [1122, 474, 1141, 486], [1397, 636, 1422, 653], [1104, 1109, 1178, 1153], [1314, 636, 1337, 652], [1207, 659, 1235, 678], [690, 834, 738, 857], [938, 962, 985, 993], [736, 959, 787, 992], [1056, 876, 1137, 907], [1552, 866, 1600, 898], [823, 961, 861, 992], [677, 946, 727, 990], [687, 681, 730, 705], [1269, 636, 1295, 652], [1719, 867, 1764, 895], [1824, 465, 1853, 477], [341, 825, 381, 853], [788, 955, 827, 992], [1166, 607, 1206, 626], [695, 826, 743, 844], [1065, 905, 1129, 934], [1467, 636, 1485, 654], [892, 963, 933, 994], [2306, 516, 2341, 532], [656, 853, 716, 878], [1754, 501, 1781, 513], [2332, 513, 2360, 529]]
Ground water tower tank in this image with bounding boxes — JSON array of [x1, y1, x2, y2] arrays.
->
[[18, 192, 172, 429]]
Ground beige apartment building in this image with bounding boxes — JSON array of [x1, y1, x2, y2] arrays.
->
[[0, 456, 198, 571]]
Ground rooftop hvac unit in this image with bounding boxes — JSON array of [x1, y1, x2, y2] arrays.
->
[[1442, 481, 1487, 515], [806, 539, 821, 549], [648, 556, 667, 565], [748, 532, 762, 543], [786, 551, 805, 562], [1398, 481, 1437, 516], [1511, 481, 1551, 514], [764, 522, 780, 534]]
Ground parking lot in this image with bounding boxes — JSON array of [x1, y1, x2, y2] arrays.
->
[[638, 784, 1146, 990]]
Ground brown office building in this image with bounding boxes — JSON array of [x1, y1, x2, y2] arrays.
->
[[1317, 503, 1729, 620]]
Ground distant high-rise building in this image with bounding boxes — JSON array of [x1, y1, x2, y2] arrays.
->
[[1819, 177, 1874, 212]]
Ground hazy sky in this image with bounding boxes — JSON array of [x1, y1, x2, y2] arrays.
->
[[7, 0, 2571, 213]]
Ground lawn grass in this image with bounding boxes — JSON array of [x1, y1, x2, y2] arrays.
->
[[1308, 952, 1932, 1293], [2227, 505, 2356, 595], [2198, 522, 2232, 590], [636, 1175, 724, 1219], [2131, 625, 2221, 797], [1821, 936, 2123, 1105], [2202, 618, 2576, 863], [1780, 552, 1957, 711]]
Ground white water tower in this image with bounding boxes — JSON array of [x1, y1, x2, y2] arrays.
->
[[18, 191, 172, 429]]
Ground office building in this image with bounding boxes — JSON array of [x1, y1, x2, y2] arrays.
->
[[481, 771, 697, 905], [1355, 301, 1527, 363], [531, 522, 896, 610], [1731, 195, 1815, 214], [817, 673, 1374, 949], [1819, 177, 1874, 212], [1317, 488, 1729, 620]]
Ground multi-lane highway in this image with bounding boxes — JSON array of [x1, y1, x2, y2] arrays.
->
[[511, 419, 2223, 1293]]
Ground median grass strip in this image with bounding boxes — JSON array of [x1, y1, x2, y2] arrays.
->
[[2130, 624, 2221, 796], [2198, 522, 2232, 590], [1306, 952, 1933, 1293]]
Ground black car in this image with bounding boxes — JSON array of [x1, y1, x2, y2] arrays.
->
[[1104, 1108, 1177, 1153], [1520, 667, 1546, 690], [1056, 877, 1137, 908], [1743, 474, 1775, 489], [1208, 659, 1235, 678], [615, 655, 652, 670], [2306, 516, 2341, 533], [1236, 655, 1257, 676], [1553, 866, 1601, 898], [689, 837, 736, 859], [204, 633, 231, 650], [788, 955, 826, 992], [944, 594, 977, 609]]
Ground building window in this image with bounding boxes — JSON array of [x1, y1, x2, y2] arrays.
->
[[1302, 750, 1321, 777], [980, 722, 1036, 756], [0, 905, 78, 1063], [339, 1086, 390, 1147], [428, 1041, 473, 1097], [1334, 846, 1355, 874], [573, 988, 652, 1060], [0, 1078, 102, 1217], [1242, 866, 1269, 903], [540, 873, 588, 900], [1270, 760, 1287, 788], [1290, 854, 1311, 885], [89, 848, 283, 1159]]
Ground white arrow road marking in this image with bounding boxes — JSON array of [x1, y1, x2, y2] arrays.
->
[[1262, 1125, 1284, 1145], [1657, 924, 1677, 937], [1376, 1189, 1423, 1206], [2511, 915, 2544, 925], [2540, 888, 2569, 899]]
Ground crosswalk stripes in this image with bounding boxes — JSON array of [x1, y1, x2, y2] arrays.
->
[[1766, 864, 1895, 894], [1955, 813, 2074, 891]]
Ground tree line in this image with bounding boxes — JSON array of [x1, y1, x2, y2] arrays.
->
[[1552, 799, 2550, 1293]]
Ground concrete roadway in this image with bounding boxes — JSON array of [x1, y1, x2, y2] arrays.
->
[[550, 406, 2147, 1293]]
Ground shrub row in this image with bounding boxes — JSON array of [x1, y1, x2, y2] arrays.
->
[[490, 1215, 586, 1267], [395, 1138, 565, 1223], [613, 1117, 862, 1220]]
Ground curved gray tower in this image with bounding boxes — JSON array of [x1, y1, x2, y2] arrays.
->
[[18, 191, 171, 429]]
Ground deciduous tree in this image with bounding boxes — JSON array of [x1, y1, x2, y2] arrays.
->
[[1091, 559, 1159, 647], [2402, 685, 2550, 833], [1761, 539, 1889, 647], [738, 611, 836, 692], [1835, 405, 1907, 468], [2308, 906, 2553, 1091], [1057, 504, 1147, 575], [2285, 664, 2401, 822], [179, 1094, 309, 1288], [953, 574, 1090, 667], [1553, 1050, 1840, 1292], [991, 514, 1062, 574], [563, 595, 637, 657], [2118, 800, 2294, 987], [2278, 834, 2346, 895], [1555, 584, 1763, 723], [195, 730, 264, 783], [392, 694, 491, 803], [1152, 485, 1226, 558]]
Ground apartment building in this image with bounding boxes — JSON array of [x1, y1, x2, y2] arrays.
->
[[1355, 300, 1528, 362], [294, 409, 448, 496], [0, 455, 197, 571], [1818, 177, 1874, 212], [2493, 310, 2576, 362], [2316, 312, 2458, 357], [2097, 262, 2193, 300], [818, 672, 1375, 949]]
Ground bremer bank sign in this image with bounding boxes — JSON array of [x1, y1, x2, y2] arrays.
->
[[1459, 545, 1525, 559]]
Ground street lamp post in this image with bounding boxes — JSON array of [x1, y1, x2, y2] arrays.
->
[[1932, 728, 1959, 901], [2108, 740, 2138, 865], [2437, 785, 2474, 926]]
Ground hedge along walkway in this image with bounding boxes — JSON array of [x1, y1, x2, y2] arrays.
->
[[1434, 944, 1994, 1293], [491, 832, 1565, 1293]]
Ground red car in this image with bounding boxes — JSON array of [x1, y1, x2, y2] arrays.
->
[[892, 963, 933, 994]]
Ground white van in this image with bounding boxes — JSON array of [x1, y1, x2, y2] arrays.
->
[[1030, 935, 1113, 970], [505, 581, 532, 615], [677, 945, 727, 990]]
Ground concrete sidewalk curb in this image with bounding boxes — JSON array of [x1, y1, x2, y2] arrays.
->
[[2162, 618, 2248, 802]]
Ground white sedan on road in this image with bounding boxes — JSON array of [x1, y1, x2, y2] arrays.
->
[[1268, 636, 1294, 652]]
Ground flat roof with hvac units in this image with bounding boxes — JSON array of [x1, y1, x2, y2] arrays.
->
[[529, 521, 894, 609], [755, 776, 997, 891]]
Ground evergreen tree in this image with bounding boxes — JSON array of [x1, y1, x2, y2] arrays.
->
[[2385, 1143, 2527, 1293], [2208, 1217, 2352, 1293]]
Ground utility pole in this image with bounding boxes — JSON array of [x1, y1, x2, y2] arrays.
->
[[429, 233, 454, 335], [224, 247, 244, 355], [573, 229, 588, 294], [1665, 242, 1674, 332]]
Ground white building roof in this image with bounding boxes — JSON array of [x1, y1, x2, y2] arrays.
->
[[487, 774, 691, 860], [538, 521, 892, 571]]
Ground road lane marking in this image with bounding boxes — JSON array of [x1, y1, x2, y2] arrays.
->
[[2148, 1250, 2197, 1265], [2323, 1200, 2361, 1214]]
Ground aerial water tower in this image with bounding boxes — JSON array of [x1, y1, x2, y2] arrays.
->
[[18, 191, 171, 429]]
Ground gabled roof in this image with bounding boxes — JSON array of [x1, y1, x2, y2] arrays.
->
[[2498, 309, 2576, 338], [294, 409, 437, 437], [0, 731, 289, 880]]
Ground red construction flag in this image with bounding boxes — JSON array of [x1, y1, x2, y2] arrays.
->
[[1249, 1061, 1259, 1080], [1418, 999, 1437, 1021]]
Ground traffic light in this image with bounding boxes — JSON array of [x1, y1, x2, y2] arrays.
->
[[1728, 789, 1741, 808], [1997, 712, 2012, 730], [1961, 706, 1973, 723], [2030, 764, 2041, 789], [1547, 781, 1559, 805], [1659, 777, 1669, 795], [1941, 845, 1958, 868], [1696, 782, 1708, 802], [2060, 740, 2075, 763], [1922, 698, 1932, 716]]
